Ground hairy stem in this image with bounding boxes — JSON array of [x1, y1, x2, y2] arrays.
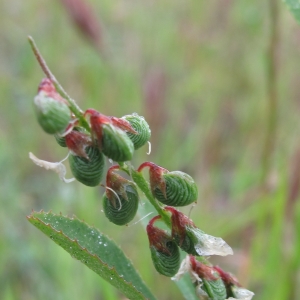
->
[[261, 0, 279, 186], [28, 36, 90, 132]]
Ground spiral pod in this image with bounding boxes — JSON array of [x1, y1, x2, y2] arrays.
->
[[103, 184, 139, 225], [201, 277, 227, 300], [34, 80, 71, 134], [150, 239, 180, 277], [54, 127, 86, 148], [68, 146, 105, 187], [101, 124, 134, 162], [153, 171, 198, 206], [54, 134, 67, 147], [122, 114, 151, 150], [173, 230, 199, 256]]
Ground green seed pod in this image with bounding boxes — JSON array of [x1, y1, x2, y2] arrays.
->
[[201, 277, 227, 300], [54, 134, 67, 147], [34, 79, 70, 134], [150, 240, 180, 277], [153, 171, 198, 206], [122, 114, 151, 150], [166, 207, 233, 257], [101, 123, 134, 162], [147, 216, 180, 277], [103, 184, 139, 225], [54, 127, 87, 148], [69, 146, 105, 187], [173, 228, 199, 256]]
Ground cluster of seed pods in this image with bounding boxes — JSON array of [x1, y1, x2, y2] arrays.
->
[[33, 78, 253, 300]]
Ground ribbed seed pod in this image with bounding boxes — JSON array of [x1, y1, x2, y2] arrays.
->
[[103, 184, 139, 225], [153, 171, 198, 206], [150, 240, 180, 277], [122, 114, 151, 150], [173, 230, 199, 256], [54, 134, 67, 147], [69, 146, 105, 187], [55, 127, 87, 148], [202, 277, 227, 300], [34, 91, 70, 134], [101, 123, 134, 162]]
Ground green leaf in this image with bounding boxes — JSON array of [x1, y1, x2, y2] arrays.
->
[[284, 0, 300, 23], [27, 211, 156, 300]]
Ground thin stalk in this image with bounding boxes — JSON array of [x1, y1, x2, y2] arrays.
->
[[261, 0, 279, 186], [120, 163, 171, 228], [28, 36, 90, 132]]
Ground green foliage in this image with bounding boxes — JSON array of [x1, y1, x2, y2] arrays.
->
[[27, 211, 156, 300]]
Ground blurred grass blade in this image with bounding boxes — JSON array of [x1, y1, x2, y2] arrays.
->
[[284, 0, 300, 23], [27, 211, 156, 300]]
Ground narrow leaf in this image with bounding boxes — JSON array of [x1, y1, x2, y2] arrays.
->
[[27, 211, 156, 300]]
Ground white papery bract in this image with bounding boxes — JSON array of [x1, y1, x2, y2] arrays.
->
[[29, 152, 75, 183], [186, 227, 233, 256]]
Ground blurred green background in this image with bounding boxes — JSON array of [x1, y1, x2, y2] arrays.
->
[[1, 0, 300, 299]]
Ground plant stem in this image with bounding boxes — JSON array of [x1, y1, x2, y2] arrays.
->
[[28, 36, 90, 132], [121, 164, 171, 228], [261, 0, 279, 186]]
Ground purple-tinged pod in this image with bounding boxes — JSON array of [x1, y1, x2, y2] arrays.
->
[[33, 78, 71, 134], [146, 216, 180, 277], [84, 109, 134, 162], [165, 207, 233, 257], [101, 123, 134, 162], [66, 131, 105, 186], [103, 166, 139, 225], [138, 162, 198, 207], [213, 266, 255, 299], [54, 126, 87, 148], [121, 114, 151, 150], [189, 256, 227, 300]]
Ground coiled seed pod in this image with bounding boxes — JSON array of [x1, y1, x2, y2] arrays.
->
[[101, 123, 134, 162], [150, 240, 180, 277], [147, 216, 180, 277], [153, 171, 198, 206], [69, 146, 105, 186], [55, 126, 88, 148], [54, 134, 67, 147], [122, 114, 151, 150], [173, 229, 199, 256], [189, 256, 227, 300], [166, 207, 233, 257], [103, 184, 139, 225], [201, 277, 227, 300], [34, 79, 70, 134]]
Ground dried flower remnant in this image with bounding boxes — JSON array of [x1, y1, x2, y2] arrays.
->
[[29, 152, 75, 183]]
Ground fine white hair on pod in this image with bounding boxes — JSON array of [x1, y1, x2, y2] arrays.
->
[[104, 186, 122, 211]]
